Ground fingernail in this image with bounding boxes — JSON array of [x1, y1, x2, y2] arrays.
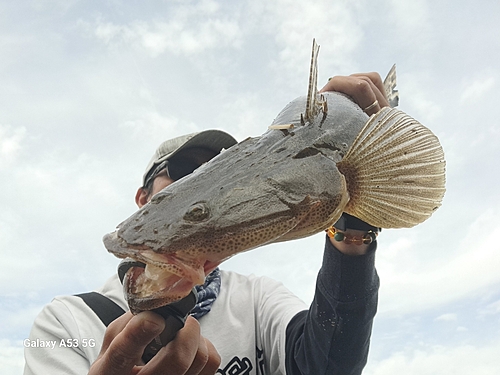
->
[[143, 319, 163, 335]]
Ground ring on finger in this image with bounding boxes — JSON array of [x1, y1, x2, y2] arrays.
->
[[363, 100, 379, 112]]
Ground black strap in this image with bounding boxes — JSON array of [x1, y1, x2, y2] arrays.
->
[[334, 213, 380, 232], [76, 292, 126, 327]]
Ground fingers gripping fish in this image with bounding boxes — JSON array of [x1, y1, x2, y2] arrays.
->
[[103, 40, 446, 312]]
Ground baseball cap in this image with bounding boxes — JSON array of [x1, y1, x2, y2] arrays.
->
[[142, 130, 237, 186]]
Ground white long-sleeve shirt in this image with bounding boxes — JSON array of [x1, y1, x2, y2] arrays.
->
[[24, 270, 307, 375], [25, 239, 379, 375]]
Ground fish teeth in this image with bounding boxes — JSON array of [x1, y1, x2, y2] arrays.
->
[[144, 263, 162, 280]]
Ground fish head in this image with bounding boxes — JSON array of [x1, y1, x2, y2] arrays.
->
[[103, 153, 337, 311], [104, 175, 329, 311]]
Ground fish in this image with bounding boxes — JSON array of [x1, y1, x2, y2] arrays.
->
[[103, 40, 446, 313]]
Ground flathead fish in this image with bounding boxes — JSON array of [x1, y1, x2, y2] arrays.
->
[[104, 40, 446, 312]]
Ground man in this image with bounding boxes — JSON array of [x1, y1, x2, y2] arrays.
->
[[25, 72, 388, 375]]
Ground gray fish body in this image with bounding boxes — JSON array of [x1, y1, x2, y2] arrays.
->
[[104, 90, 445, 312], [104, 92, 368, 264], [104, 41, 445, 311]]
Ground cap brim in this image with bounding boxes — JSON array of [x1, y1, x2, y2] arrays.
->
[[161, 130, 237, 163], [142, 130, 237, 186]]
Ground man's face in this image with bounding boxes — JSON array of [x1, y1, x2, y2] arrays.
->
[[149, 171, 174, 197]]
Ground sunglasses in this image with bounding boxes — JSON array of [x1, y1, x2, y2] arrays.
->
[[144, 158, 201, 188]]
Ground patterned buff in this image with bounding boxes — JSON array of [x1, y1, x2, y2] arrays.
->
[[191, 268, 221, 320]]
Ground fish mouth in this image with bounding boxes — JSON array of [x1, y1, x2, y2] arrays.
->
[[120, 251, 220, 313]]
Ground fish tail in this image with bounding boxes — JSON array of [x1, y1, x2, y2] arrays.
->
[[337, 107, 446, 229]]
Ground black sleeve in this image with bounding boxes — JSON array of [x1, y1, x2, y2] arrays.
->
[[285, 236, 379, 375]]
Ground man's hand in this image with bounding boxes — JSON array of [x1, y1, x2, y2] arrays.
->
[[89, 312, 220, 375], [321, 72, 388, 256], [320, 72, 390, 116]]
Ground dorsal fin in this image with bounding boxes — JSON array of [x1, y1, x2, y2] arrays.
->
[[305, 39, 321, 122], [383, 64, 399, 108]]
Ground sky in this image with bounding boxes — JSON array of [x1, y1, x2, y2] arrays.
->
[[1, 0, 499, 373]]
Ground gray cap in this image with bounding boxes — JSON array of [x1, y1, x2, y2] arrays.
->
[[142, 129, 237, 186]]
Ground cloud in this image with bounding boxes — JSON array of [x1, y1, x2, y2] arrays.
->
[[478, 299, 500, 318], [212, 92, 274, 139], [365, 341, 500, 375], [0, 339, 24, 375], [247, 0, 364, 81], [0, 142, 135, 297], [460, 74, 497, 104], [386, 0, 433, 53], [0, 124, 26, 168], [88, 1, 242, 57], [0, 33, 36, 72], [434, 313, 457, 322], [119, 111, 199, 141], [0, 301, 45, 339], [376, 206, 500, 316], [396, 71, 443, 123]]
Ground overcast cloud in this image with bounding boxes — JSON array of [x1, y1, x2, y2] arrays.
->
[[1, 0, 499, 373]]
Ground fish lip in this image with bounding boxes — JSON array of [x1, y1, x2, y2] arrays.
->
[[104, 231, 201, 282], [122, 259, 221, 312], [109, 237, 222, 311], [124, 266, 195, 312]]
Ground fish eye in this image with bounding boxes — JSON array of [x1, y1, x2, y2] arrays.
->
[[183, 202, 210, 222]]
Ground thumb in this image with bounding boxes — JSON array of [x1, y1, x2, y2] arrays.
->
[[91, 312, 165, 374]]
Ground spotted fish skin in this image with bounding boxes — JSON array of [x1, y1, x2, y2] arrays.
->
[[104, 92, 368, 258], [103, 93, 375, 311], [103, 41, 445, 311]]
